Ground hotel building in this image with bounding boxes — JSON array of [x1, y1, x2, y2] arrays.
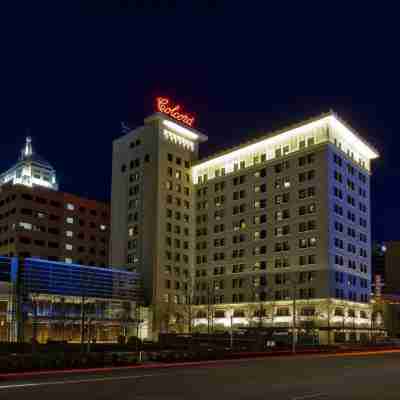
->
[[111, 107, 379, 343]]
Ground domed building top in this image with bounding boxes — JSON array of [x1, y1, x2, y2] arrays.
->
[[0, 137, 58, 190]]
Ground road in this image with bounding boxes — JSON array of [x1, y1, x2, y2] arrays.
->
[[1, 351, 400, 399]]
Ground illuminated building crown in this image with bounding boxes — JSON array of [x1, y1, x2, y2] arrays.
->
[[0, 136, 58, 190]]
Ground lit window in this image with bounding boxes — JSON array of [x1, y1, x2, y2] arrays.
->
[[19, 222, 32, 230], [66, 203, 75, 211], [100, 224, 107, 231], [66, 230, 73, 237], [128, 227, 134, 237], [65, 244, 73, 251], [66, 217, 74, 224], [65, 258, 73, 264]]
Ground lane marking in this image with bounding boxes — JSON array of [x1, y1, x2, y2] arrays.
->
[[291, 394, 328, 400], [0, 373, 167, 390]]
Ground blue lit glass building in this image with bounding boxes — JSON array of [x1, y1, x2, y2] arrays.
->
[[0, 257, 144, 343]]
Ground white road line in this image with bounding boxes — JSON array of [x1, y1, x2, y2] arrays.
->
[[291, 393, 328, 400], [0, 373, 167, 390]]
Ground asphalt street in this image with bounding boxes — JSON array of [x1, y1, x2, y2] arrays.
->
[[1, 352, 400, 399]]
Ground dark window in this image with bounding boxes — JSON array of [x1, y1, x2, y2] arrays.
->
[[19, 237, 31, 244], [21, 208, 32, 216], [36, 197, 47, 204]]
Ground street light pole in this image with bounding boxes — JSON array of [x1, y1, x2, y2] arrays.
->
[[230, 313, 233, 350], [292, 285, 296, 354]]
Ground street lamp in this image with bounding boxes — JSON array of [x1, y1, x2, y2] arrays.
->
[[227, 309, 234, 350]]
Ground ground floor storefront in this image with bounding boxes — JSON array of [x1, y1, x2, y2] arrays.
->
[[189, 298, 386, 345]]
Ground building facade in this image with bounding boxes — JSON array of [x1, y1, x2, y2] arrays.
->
[[0, 139, 110, 267], [372, 241, 400, 295], [111, 109, 379, 342], [0, 256, 144, 343]]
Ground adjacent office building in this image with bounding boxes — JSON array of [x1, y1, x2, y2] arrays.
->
[[0, 138, 144, 343], [111, 107, 379, 342], [0, 138, 110, 267], [372, 241, 400, 295]]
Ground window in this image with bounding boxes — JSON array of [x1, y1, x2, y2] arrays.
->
[[277, 308, 290, 316], [66, 203, 75, 211], [66, 217, 74, 224], [333, 154, 342, 166], [66, 230, 73, 238], [65, 243, 73, 251], [65, 258, 73, 264], [18, 222, 32, 230], [274, 161, 290, 173], [299, 187, 315, 199], [299, 254, 316, 265], [299, 170, 315, 182]]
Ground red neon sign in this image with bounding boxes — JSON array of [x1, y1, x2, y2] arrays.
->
[[156, 97, 195, 127]]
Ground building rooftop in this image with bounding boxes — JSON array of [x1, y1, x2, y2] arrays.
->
[[0, 137, 58, 190], [194, 111, 379, 167]]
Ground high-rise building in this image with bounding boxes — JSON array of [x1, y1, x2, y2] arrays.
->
[[111, 105, 379, 342], [0, 138, 110, 267]]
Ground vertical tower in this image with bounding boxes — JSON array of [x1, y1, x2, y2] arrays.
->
[[110, 111, 207, 333]]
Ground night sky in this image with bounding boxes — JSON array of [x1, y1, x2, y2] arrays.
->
[[1, 3, 398, 242]]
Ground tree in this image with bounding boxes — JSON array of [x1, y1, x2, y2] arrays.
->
[[206, 282, 216, 334], [182, 274, 195, 333], [249, 277, 267, 328]]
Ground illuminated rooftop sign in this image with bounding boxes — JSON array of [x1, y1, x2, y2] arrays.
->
[[156, 97, 195, 127]]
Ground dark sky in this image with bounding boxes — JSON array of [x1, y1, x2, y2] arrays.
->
[[0, 2, 398, 242]]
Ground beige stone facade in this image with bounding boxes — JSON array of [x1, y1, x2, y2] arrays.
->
[[111, 111, 379, 342]]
